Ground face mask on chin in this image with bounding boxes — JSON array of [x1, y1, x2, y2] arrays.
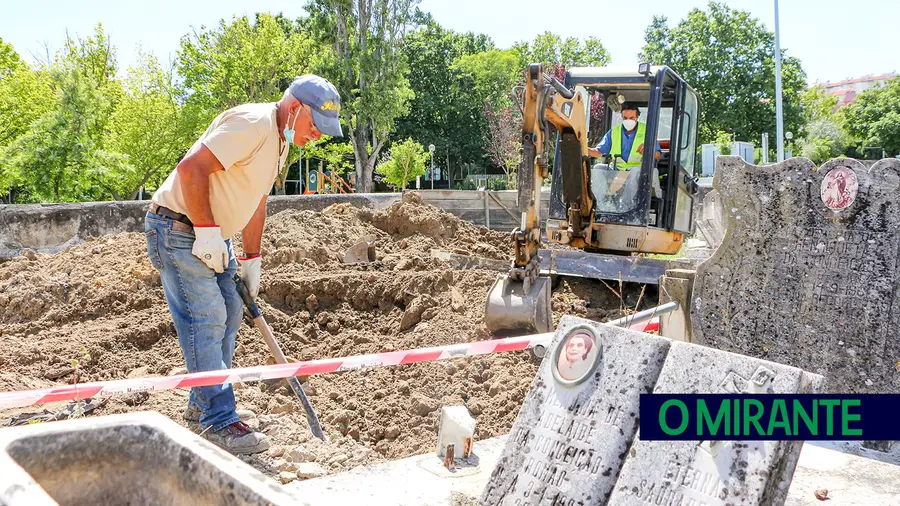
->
[[283, 107, 301, 147], [622, 119, 637, 131]]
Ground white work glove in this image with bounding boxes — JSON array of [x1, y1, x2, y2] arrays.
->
[[192, 226, 229, 273], [238, 255, 262, 299]]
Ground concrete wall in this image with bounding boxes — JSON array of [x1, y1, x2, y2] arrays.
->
[[0, 194, 400, 259], [418, 189, 551, 230], [1, 187, 683, 259]]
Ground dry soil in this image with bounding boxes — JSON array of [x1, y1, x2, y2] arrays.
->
[[0, 192, 652, 479]]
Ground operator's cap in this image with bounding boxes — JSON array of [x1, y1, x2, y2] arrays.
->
[[288, 74, 343, 137]]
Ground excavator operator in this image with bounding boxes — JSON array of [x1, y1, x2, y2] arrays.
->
[[587, 102, 663, 204], [587, 102, 661, 166]]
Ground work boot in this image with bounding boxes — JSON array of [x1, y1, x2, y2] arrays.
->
[[203, 421, 270, 455], [183, 403, 202, 422]]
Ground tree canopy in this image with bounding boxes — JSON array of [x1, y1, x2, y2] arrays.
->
[[305, 0, 419, 193], [376, 137, 428, 190], [840, 77, 900, 157], [640, 1, 807, 146], [393, 17, 494, 179], [2, 4, 889, 203]]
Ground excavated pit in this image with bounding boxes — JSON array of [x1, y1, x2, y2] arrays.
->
[[0, 192, 652, 479]]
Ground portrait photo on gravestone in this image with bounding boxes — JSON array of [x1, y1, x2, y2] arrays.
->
[[553, 326, 601, 384]]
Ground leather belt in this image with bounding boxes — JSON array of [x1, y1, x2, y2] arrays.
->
[[149, 203, 194, 233]]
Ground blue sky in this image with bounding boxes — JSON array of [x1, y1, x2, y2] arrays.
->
[[1, 0, 896, 85]]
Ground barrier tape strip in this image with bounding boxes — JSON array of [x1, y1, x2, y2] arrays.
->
[[0, 333, 555, 411], [0, 317, 659, 412]]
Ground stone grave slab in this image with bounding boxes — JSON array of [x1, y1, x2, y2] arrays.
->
[[609, 341, 824, 506], [691, 156, 900, 393], [480, 315, 672, 506]]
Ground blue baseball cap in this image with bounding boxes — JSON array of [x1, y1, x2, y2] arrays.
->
[[288, 75, 343, 137]]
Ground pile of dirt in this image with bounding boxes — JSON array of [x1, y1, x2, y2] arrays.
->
[[0, 192, 647, 481]]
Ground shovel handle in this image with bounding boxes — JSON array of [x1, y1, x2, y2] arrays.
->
[[233, 274, 327, 441]]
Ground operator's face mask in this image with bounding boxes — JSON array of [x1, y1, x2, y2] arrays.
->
[[622, 119, 637, 131]]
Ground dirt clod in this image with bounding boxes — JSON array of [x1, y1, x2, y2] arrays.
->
[[278, 471, 298, 484]]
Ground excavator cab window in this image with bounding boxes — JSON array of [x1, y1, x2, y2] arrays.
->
[[589, 103, 662, 217], [548, 65, 699, 240], [668, 87, 699, 232]]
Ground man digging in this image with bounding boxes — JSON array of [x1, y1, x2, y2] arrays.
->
[[144, 75, 342, 454]]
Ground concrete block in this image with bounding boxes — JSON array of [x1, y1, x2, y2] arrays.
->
[[658, 268, 696, 343], [0, 194, 401, 259], [290, 434, 900, 506], [0, 411, 302, 506], [436, 406, 476, 460]]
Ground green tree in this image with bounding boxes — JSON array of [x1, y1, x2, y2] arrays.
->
[[177, 13, 326, 193], [451, 49, 521, 111], [60, 23, 125, 143], [2, 69, 119, 202], [305, 0, 419, 193], [0, 39, 56, 197], [639, 2, 807, 145], [393, 17, 494, 181], [376, 137, 428, 190], [713, 130, 734, 155], [2, 24, 130, 202], [796, 86, 848, 164], [800, 85, 839, 124], [512, 31, 610, 68], [304, 136, 355, 175], [104, 51, 192, 199], [177, 13, 324, 116], [840, 77, 900, 157], [0, 36, 21, 73]]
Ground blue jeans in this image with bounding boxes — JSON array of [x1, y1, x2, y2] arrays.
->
[[144, 212, 242, 431]]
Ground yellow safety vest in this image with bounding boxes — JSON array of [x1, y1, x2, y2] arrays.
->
[[610, 122, 646, 170]]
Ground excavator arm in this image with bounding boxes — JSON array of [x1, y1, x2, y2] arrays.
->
[[485, 63, 593, 334]]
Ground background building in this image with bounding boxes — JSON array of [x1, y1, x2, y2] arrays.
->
[[819, 72, 897, 109]]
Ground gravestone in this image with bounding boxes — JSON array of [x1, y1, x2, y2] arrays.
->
[[608, 341, 824, 506], [692, 156, 900, 393], [481, 315, 824, 506], [480, 315, 672, 506]]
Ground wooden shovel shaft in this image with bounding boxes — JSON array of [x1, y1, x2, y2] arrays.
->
[[233, 274, 326, 440], [252, 315, 326, 441]]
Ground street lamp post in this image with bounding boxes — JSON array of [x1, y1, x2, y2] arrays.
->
[[774, 0, 785, 162], [428, 144, 436, 190]]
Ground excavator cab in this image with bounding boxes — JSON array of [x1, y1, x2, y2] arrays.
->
[[484, 64, 700, 335], [546, 65, 700, 254]]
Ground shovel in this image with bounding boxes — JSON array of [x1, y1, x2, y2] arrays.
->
[[233, 274, 327, 441], [343, 240, 376, 264]]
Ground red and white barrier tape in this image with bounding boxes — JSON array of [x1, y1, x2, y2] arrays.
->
[[0, 332, 555, 411], [631, 319, 659, 333]]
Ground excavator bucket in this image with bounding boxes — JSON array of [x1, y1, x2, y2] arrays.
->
[[484, 274, 553, 334]]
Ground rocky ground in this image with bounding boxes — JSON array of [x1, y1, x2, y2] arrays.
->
[[0, 192, 653, 482]]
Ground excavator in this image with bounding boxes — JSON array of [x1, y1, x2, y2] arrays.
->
[[484, 63, 701, 334]]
